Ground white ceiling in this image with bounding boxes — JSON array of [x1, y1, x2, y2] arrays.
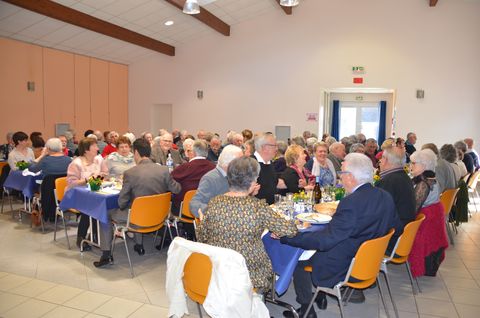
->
[[0, 0, 288, 64]]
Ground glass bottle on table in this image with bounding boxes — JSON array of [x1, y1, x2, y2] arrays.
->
[[166, 153, 174, 173], [313, 176, 322, 204]]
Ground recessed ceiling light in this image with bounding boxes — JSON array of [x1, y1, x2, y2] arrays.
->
[[164, 20, 174, 26]]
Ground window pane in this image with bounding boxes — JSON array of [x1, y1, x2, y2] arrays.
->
[[360, 107, 380, 140], [339, 107, 356, 139]]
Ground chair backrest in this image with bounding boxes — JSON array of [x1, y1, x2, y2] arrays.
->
[[346, 228, 395, 288], [462, 173, 471, 184], [440, 188, 459, 216], [392, 213, 426, 259], [54, 177, 68, 202], [183, 252, 213, 304], [468, 171, 480, 189], [179, 189, 197, 219], [129, 192, 171, 230]]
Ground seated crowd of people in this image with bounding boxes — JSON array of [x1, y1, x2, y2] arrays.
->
[[1, 127, 479, 317]]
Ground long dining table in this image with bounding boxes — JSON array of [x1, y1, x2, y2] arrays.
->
[[59, 186, 120, 249]]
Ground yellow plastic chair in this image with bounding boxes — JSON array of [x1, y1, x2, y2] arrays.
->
[[111, 192, 172, 277], [53, 177, 80, 249], [380, 214, 426, 318], [172, 189, 198, 237], [304, 228, 395, 318], [440, 188, 459, 245], [183, 252, 213, 318], [467, 171, 480, 212]]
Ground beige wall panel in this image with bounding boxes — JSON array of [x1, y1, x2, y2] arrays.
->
[[74, 55, 91, 135], [90, 59, 109, 132], [43, 48, 75, 138], [108, 63, 128, 134], [0, 37, 44, 139]]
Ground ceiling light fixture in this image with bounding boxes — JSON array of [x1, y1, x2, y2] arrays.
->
[[279, 0, 299, 7], [183, 0, 200, 15], [164, 20, 174, 26]]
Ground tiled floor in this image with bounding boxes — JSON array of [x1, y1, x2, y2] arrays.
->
[[0, 194, 479, 318]]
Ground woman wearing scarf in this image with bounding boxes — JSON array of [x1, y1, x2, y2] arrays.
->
[[304, 142, 336, 187], [281, 144, 314, 194], [102, 136, 135, 179]]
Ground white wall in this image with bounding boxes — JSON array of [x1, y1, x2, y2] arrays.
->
[[129, 0, 480, 147]]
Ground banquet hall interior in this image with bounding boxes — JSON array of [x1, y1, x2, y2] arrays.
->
[[0, 0, 480, 317]]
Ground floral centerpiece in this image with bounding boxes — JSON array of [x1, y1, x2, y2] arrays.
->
[[88, 175, 104, 192], [16, 160, 29, 170], [373, 169, 381, 186], [292, 191, 308, 203]]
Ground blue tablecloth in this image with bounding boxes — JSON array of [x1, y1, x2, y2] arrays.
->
[[3, 170, 42, 198], [263, 224, 327, 295], [59, 187, 120, 224]]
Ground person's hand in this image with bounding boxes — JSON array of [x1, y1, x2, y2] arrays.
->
[[298, 178, 307, 188], [249, 182, 261, 196], [270, 232, 280, 240], [198, 208, 204, 221]]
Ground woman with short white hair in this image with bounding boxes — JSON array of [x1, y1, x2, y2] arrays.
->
[[29, 138, 72, 175], [408, 148, 448, 278], [410, 149, 439, 212]]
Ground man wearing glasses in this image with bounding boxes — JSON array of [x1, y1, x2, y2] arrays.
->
[[252, 132, 286, 204], [281, 153, 402, 317], [151, 133, 184, 166]]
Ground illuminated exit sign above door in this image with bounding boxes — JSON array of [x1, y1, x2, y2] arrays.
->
[[352, 66, 365, 74]]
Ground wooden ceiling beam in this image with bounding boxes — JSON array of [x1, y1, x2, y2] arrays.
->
[[164, 0, 230, 36], [430, 0, 438, 7], [3, 0, 175, 56], [276, 0, 293, 15]]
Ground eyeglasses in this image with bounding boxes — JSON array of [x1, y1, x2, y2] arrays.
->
[[337, 170, 352, 175], [161, 140, 173, 143], [265, 143, 278, 148]]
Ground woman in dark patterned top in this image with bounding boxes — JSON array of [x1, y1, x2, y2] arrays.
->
[[197, 156, 297, 290]]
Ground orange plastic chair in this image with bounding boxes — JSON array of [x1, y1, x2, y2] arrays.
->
[[183, 252, 213, 317], [172, 189, 198, 237], [111, 192, 172, 277], [304, 228, 395, 318], [53, 177, 80, 249], [440, 188, 459, 244], [380, 214, 426, 318]]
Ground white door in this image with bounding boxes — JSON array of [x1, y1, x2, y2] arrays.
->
[[151, 104, 172, 135]]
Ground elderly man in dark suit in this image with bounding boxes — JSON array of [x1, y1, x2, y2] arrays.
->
[[281, 153, 402, 318], [94, 138, 181, 268]]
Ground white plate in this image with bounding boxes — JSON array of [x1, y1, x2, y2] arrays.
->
[[296, 213, 332, 224]]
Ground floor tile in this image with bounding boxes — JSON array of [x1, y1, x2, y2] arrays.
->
[[40, 306, 89, 318], [0, 274, 33, 291], [127, 304, 169, 318], [93, 297, 143, 318], [448, 287, 480, 306], [454, 302, 480, 318], [63, 290, 112, 312], [36, 285, 84, 304], [8, 278, 57, 297], [2, 298, 57, 318], [415, 297, 459, 318], [0, 291, 29, 314]]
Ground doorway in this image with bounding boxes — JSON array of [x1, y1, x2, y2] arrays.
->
[[339, 101, 381, 140]]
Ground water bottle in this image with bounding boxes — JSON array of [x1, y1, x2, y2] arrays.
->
[[166, 153, 174, 173]]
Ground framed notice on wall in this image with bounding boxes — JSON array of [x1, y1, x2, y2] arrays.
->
[[306, 113, 318, 122]]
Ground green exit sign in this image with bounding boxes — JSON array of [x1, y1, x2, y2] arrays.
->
[[352, 66, 365, 74]]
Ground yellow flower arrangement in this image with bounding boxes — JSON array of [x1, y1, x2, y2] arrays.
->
[[292, 191, 308, 202], [88, 175, 104, 191]]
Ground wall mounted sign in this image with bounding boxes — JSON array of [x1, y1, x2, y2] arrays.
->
[[353, 77, 363, 84], [352, 66, 365, 74], [306, 112, 318, 122]]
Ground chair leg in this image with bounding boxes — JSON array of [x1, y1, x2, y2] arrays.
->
[[377, 277, 391, 318], [335, 286, 345, 318], [54, 212, 59, 241], [304, 288, 319, 318], [123, 233, 134, 277], [381, 271, 399, 318], [63, 214, 70, 249], [446, 219, 455, 245], [405, 262, 418, 295], [196, 302, 203, 318]]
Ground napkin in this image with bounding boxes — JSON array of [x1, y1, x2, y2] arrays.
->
[[22, 169, 42, 176]]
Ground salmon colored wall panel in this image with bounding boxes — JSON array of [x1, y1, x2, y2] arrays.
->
[[74, 55, 91, 134], [43, 48, 75, 138], [0, 37, 44, 139], [90, 59, 109, 132], [108, 63, 128, 133]]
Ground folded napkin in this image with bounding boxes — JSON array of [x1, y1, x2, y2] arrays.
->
[[22, 169, 42, 177]]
